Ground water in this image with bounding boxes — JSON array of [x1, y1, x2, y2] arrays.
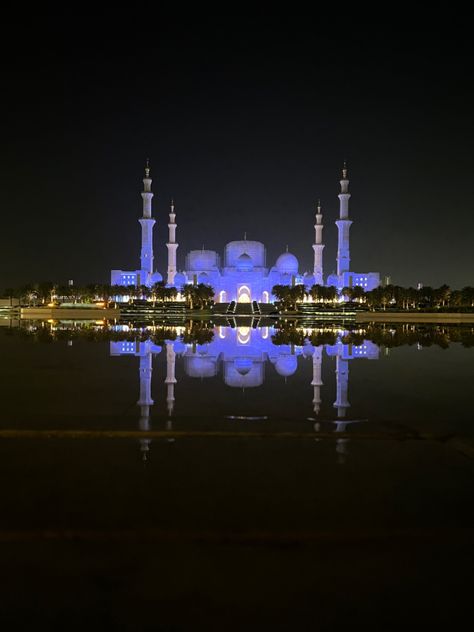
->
[[2, 321, 473, 439], [0, 320, 473, 629]]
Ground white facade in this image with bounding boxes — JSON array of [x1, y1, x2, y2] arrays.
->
[[111, 163, 380, 296]]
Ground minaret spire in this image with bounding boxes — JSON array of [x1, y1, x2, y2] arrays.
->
[[139, 160, 156, 286], [312, 199, 325, 285], [335, 161, 353, 282], [166, 198, 178, 285]]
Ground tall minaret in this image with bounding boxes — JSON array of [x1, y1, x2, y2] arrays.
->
[[139, 160, 156, 287], [335, 162, 352, 278], [312, 200, 325, 285], [311, 345, 323, 414], [166, 200, 178, 285]]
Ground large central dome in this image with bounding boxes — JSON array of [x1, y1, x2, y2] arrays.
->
[[225, 240, 265, 267]]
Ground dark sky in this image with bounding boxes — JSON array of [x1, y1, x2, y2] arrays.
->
[[2, 12, 473, 289]]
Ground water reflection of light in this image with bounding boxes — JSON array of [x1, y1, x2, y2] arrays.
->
[[218, 326, 226, 339], [261, 327, 269, 339], [237, 326, 251, 345]]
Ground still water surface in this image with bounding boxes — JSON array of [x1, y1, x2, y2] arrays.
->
[[0, 320, 473, 628], [1, 320, 473, 441]]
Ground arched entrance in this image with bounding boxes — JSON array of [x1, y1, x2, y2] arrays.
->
[[219, 290, 227, 303], [237, 285, 251, 303], [262, 291, 270, 303]]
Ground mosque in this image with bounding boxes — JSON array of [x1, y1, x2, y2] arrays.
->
[[111, 163, 380, 302]]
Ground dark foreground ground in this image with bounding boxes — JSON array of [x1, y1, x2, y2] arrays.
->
[[0, 433, 472, 631]]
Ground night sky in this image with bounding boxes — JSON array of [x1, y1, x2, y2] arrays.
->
[[2, 13, 473, 289]]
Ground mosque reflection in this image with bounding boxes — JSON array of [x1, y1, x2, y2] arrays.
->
[[110, 323, 380, 463]]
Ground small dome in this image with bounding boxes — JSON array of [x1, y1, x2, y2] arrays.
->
[[276, 252, 299, 274], [185, 356, 217, 378], [236, 252, 253, 272], [186, 250, 219, 272], [303, 272, 315, 288], [198, 272, 209, 284], [173, 340, 187, 355], [150, 271, 163, 284], [173, 272, 187, 288], [274, 354, 298, 377]]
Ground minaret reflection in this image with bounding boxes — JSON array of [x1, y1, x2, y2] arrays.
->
[[110, 338, 162, 461], [311, 346, 323, 416], [334, 354, 350, 418], [325, 335, 380, 463], [137, 342, 154, 460], [165, 340, 177, 439]]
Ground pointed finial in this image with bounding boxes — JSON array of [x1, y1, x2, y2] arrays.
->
[[286, 244, 289, 252], [244, 231, 247, 241], [317, 199, 322, 213], [145, 158, 150, 178], [170, 198, 175, 212], [342, 160, 348, 179]]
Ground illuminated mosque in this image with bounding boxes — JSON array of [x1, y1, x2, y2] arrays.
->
[[111, 163, 380, 301]]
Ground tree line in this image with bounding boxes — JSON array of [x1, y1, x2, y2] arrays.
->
[[3, 281, 215, 310], [5, 320, 474, 348], [272, 283, 474, 311], [4, 281, 474, 312], [271, 322, 474, 348]]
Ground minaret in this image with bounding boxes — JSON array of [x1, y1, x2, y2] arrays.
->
[[139, 160, 156, 287], [312, 200, 325, 285], [166, 200, 178, 285], [137, 341, 154, 461], [311, 346, 323, 414], [335, 162, 352, 278], [165, 341, 177, 416]]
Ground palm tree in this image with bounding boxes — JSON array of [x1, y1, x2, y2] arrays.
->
[[36, 281, 55, 305], [139, 285, 151, 301], [341, 286, 354, 301], [165, 286, 178, 301], [324, 285, 338, 304], [182, 284, 195, 309], [152, 281, 167, 303], [310, 284, 324, 302], [419, 286, 434, 308], [449, 290, 463, 308], [290, 284, 306, 307], [351, 285, 366, 303], [461, 286, 474, 307], [194, 284, 214, 309], [433, 284, 451, 308], [272, 285, 292, 310]]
